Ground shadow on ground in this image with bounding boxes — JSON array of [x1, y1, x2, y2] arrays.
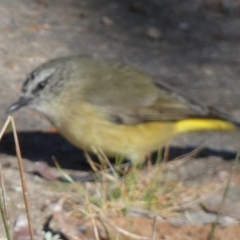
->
[[0, 131, 237, 171], [0, 131, 91, 171]]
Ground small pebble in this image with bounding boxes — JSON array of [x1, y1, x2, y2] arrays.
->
[[79, 12, 87, 19], [178, 21, 189, 31], [101, 16, 113, 26], [130, 2, 144, 13], [217, 170, 229, 181], [204, 0, 240, 12], [146, 27, 162, 40], [14, 186, 22, 192]]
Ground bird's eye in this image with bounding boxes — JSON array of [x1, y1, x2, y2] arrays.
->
[[32, 81, 47, 94], [38, 81, 46, 89]]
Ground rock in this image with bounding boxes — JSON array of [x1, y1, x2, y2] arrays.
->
[[178, 22, 190, 31], [146, 27, 162, 40], [101, 16, 113, 26], [204, 0, 240, 13], [130, 2, 145, 13], [201, 185, 240, 219]]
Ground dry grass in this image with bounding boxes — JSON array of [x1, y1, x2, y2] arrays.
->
[[0, 116, 239, 240], [0, 116, 34, 240], [62, 155, 207, 219]]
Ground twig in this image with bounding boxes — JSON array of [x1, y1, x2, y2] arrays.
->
[[172, 146, 203, 161], [207, 149, 240, 240], [0, 158, 9, 218], [85, 193, 100, 240], [52, 156, 74, 183], [97, 148, 119, 179], [10, 116, 35, 240], [99, 212, 152, 240], [0, 116, 34, 239], [53, 197, 87, 240], [163, 139, 172, 161], [151, 216, 157, 240], [84, 151, 99, 173], [0, 161, 12, 240]]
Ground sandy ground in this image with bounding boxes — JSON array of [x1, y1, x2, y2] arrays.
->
[[1, 0, 240, 239]]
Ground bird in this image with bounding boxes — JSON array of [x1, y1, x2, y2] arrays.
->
[[6, 56, 239, 165]]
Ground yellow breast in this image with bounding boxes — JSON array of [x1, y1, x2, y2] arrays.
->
[[51, 102, 175, 163]]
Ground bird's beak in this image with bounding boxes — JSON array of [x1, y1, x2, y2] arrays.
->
[[6, 97, 32, 113]]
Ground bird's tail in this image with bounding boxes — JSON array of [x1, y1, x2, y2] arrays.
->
[[175, 118, 236, 134]]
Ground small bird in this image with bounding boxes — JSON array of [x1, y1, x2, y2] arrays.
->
[[6, 56, 239, 164]]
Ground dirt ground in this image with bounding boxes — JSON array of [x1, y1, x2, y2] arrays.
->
[[1, 0, 240, 239]]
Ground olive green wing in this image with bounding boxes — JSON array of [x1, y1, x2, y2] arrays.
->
[[136, 81, 233, 122], [82, 62, 231, 124]]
